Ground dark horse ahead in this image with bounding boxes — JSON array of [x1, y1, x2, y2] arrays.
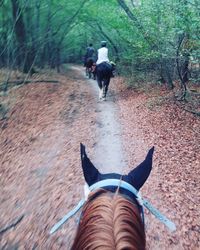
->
[[85, 58, 96, 79], [96, 62, 115, 100]]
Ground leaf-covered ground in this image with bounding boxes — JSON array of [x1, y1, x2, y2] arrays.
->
[[114, 78, 200, 250], [0, 66, 199, 249]]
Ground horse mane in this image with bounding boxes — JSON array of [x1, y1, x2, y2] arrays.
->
[[71, 189, 145, 250]]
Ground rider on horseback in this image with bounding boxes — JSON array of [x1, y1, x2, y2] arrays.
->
[[84, 43, 96, 79], [95, 41, 116, 100], [84, 43, 95, 67], [96, 41, 109, 65], [96, 41, 115, 77]]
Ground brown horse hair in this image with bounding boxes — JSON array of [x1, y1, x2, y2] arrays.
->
[[71, 189, 145, 250]]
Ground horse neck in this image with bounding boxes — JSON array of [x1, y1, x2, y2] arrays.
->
[[71, 190, 145, 250]]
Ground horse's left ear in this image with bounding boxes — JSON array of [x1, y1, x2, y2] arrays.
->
[[80, 143, 100, 186], [127, 147, 155, 190]]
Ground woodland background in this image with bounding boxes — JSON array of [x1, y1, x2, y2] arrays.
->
[[0, 0, 199, 92], [0, 1, 200, 249]]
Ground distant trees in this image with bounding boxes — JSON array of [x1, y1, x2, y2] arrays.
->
[[0, 0, 199, 89], [116, 0, 199, 90], [0, 0, 88, 73]]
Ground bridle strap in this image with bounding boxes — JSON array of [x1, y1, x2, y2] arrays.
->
[[50, 179, 176, 234], [50, 199, 85, 234]]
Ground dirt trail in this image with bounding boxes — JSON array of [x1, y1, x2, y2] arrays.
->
[[71, 65, 125, 174], [0, 65, 199, 249]]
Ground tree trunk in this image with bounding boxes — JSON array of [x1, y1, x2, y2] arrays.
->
[[56, 48, 60, 73], [160, 58, 174, 89], [11, 0, 33, 73], [176, 32, 190, 98]]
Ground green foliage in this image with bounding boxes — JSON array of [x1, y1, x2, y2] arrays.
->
[[0, 0, 199, 82]]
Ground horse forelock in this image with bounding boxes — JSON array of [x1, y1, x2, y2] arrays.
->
[[71, 189, 145, 250]]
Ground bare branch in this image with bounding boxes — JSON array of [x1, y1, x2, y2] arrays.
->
[[0, 215, 24, 235]]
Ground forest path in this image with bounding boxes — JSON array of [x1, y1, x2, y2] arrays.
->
[[70, 65, 126, 174]]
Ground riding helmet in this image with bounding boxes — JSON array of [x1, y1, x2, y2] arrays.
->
[[101, 41, 107, 46]]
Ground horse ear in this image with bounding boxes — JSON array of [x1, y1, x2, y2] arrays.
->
[[127, 147, 154, 190], [80, 143, 100, 186]]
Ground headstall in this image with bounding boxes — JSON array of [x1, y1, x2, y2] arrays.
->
[[50, 179, 176, 234]]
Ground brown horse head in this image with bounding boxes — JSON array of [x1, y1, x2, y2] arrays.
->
[[71, 144, 154, 249]]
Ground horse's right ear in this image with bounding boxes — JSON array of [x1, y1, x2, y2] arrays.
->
[[127, 147, 155, 190], [80, 143, 100, 186]]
